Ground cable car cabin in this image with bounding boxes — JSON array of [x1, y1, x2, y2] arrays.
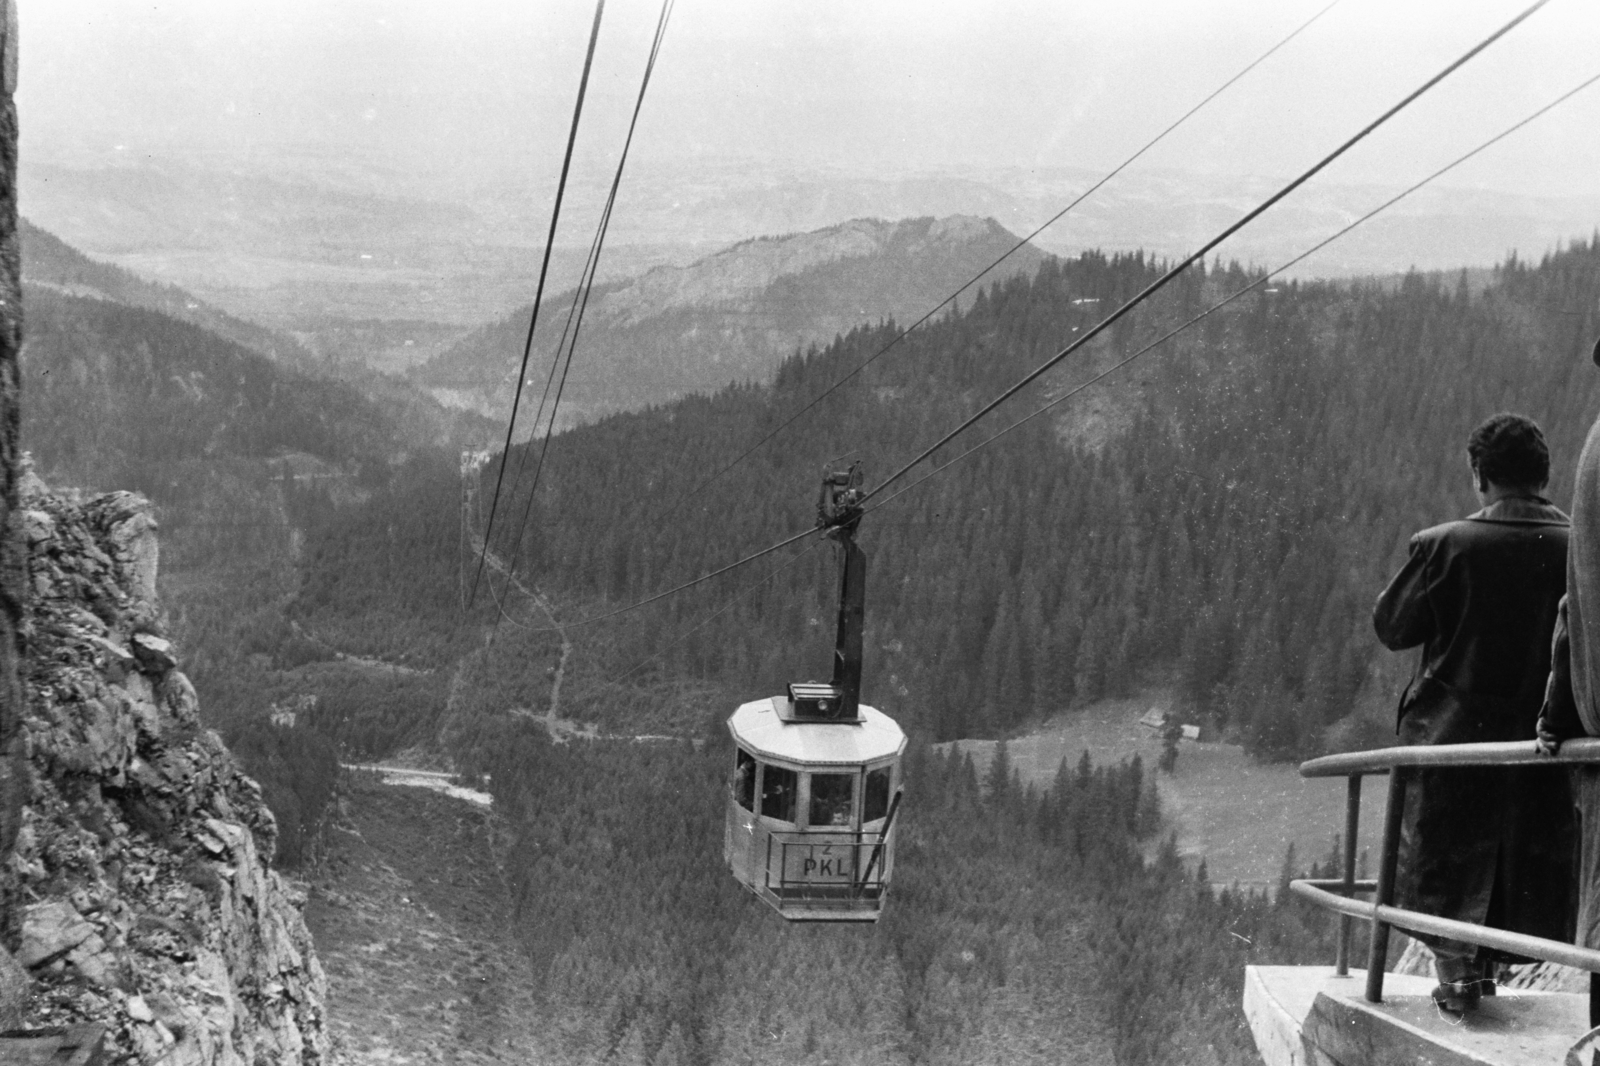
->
[[723, 463, 906, 922], [725, 683, 906, 922]]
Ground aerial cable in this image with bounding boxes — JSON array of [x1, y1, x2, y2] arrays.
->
[[862, 65, 1600, 518], [514, 0, 675, 489], [861, 0, 1551, 506], [469, 0, 607, 610], [609, 537, 825, 686], [486, 0, 677, 633], [475, 0, 1553, 640], [490, 524, 820, 636], [650, 0, 1342, 523]]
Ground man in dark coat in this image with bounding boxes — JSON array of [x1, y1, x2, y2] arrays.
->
[[1374, 412, 1575, 1012], [1538, 337, 1600, 1026]]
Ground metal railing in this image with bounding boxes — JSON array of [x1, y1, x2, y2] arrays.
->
[[1291, 738, 1600, 1002]]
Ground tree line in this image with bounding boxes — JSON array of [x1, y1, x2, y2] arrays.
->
[[455, 715, 1345, 1066], [292, 237, 1600, 759]]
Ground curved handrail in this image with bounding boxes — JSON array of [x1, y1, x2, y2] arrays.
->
[[1291, 737, 1600, 1002], [1291, 878, 1600, 974], [1300, 737, 1600, 778]]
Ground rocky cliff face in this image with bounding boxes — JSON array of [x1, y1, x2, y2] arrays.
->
[[0, 475, 329, 1063]]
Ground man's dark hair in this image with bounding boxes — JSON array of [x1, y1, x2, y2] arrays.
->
[[1467, 412, 1549, 489]]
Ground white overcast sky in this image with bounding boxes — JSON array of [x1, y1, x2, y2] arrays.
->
[[16, 0, 1600, 199]]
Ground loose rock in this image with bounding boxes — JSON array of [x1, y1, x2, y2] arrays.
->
[[0, 483, 330, 1063]]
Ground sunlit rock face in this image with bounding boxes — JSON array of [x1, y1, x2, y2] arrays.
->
[[2, 477, 330, 1064]]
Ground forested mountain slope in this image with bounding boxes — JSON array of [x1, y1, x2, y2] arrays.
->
[[16, 285, 453, 861], [468, 732, 1341, 1066], [39, 232, 1591, 1065], [252, 236, 1600, 1066], [297, 237, 1600, 762], [20, 216, 316, 365], [21, 288, 404, 508], [21, 221, 498, 452], [412, 215, 1046, 423]]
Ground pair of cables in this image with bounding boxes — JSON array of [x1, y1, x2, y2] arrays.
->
[[857, 0, 1553, 508], [520, 0, 1569, 651], [476, 0, 1345, 637], [470, 0, 676, 619], [863, 61, 1600, 521], [652, 0, 1343, 524]]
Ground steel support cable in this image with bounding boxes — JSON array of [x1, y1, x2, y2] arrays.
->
[[509, 225, 609, 513], [498, 524, 820, 635], [478, 0, 1552, 641], [862, 66, 1600, 519], [469, 0, 607, 609], [488, 0, 677, 635], [609, 537, 826, 685], [462, 456, 552, 633], [860, 0, 1551, 507], [484, 542, 542, 631], [649, 0, 1342, 524], [513, 0, 676, 499]]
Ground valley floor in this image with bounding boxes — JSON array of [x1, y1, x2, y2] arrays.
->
[[304, 775, 546, 1065], [944, 692, 1383, 888]]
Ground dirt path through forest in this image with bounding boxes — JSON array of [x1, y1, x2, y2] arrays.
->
[[469, 530, 576, 734]]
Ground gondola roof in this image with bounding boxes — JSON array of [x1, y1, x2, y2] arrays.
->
[[728, 697, 906, 766]]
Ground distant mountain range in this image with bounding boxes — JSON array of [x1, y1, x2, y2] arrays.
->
[[19, 151, 1600, 357], [20, 218, 314, 366], [18, 156, 699, 339], [411, 214, 1047, 424], [20, 219, 497, 458]]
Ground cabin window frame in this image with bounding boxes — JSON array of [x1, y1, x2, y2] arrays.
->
[[759, 761, 799, 824], [732, 748, 757, 811], [806, 770, 857, 830], [863, 762, 894, 824]]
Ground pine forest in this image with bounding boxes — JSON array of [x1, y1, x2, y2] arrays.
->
[[20, 230, 1600, 1064]]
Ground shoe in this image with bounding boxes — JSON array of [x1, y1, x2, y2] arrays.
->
[[1431, 981, 1482, 1014]]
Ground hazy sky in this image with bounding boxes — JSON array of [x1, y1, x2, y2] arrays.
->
[[17, 0, 1600, 199]]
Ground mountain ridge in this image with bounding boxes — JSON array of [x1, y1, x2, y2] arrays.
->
[[412, 213, 1047, 424], [20, 220, 498, 457], [20, 217, 315, 367]]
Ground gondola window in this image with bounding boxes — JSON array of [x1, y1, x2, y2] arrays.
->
[[864, 766, 892, 822], [761, 764, 797, 823], [810, 773, 855, 827], [733, 749, 756, 811]]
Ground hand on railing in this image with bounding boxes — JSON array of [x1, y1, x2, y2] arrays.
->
[[1529, 704, 1568, 755], [1535, 715, 1562, 757]]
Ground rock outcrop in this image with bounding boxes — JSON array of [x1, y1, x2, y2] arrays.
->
[[1, 477, 329, 1063]]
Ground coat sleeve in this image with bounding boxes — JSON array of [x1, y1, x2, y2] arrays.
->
[[1373, 535, 1435, 651], [1541, 595, 1585, 739]]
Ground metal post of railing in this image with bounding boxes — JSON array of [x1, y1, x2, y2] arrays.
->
[[1365, 767, 1407, 1003], [1335, 774, 1361, 977]]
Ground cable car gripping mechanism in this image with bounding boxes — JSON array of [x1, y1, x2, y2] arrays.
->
[[816, 461, 865, 540]]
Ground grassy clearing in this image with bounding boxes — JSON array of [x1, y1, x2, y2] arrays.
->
[[941, 691, 1383, 888]]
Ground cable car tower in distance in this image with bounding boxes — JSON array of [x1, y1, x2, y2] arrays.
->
[[724, 464, 907, 922]]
